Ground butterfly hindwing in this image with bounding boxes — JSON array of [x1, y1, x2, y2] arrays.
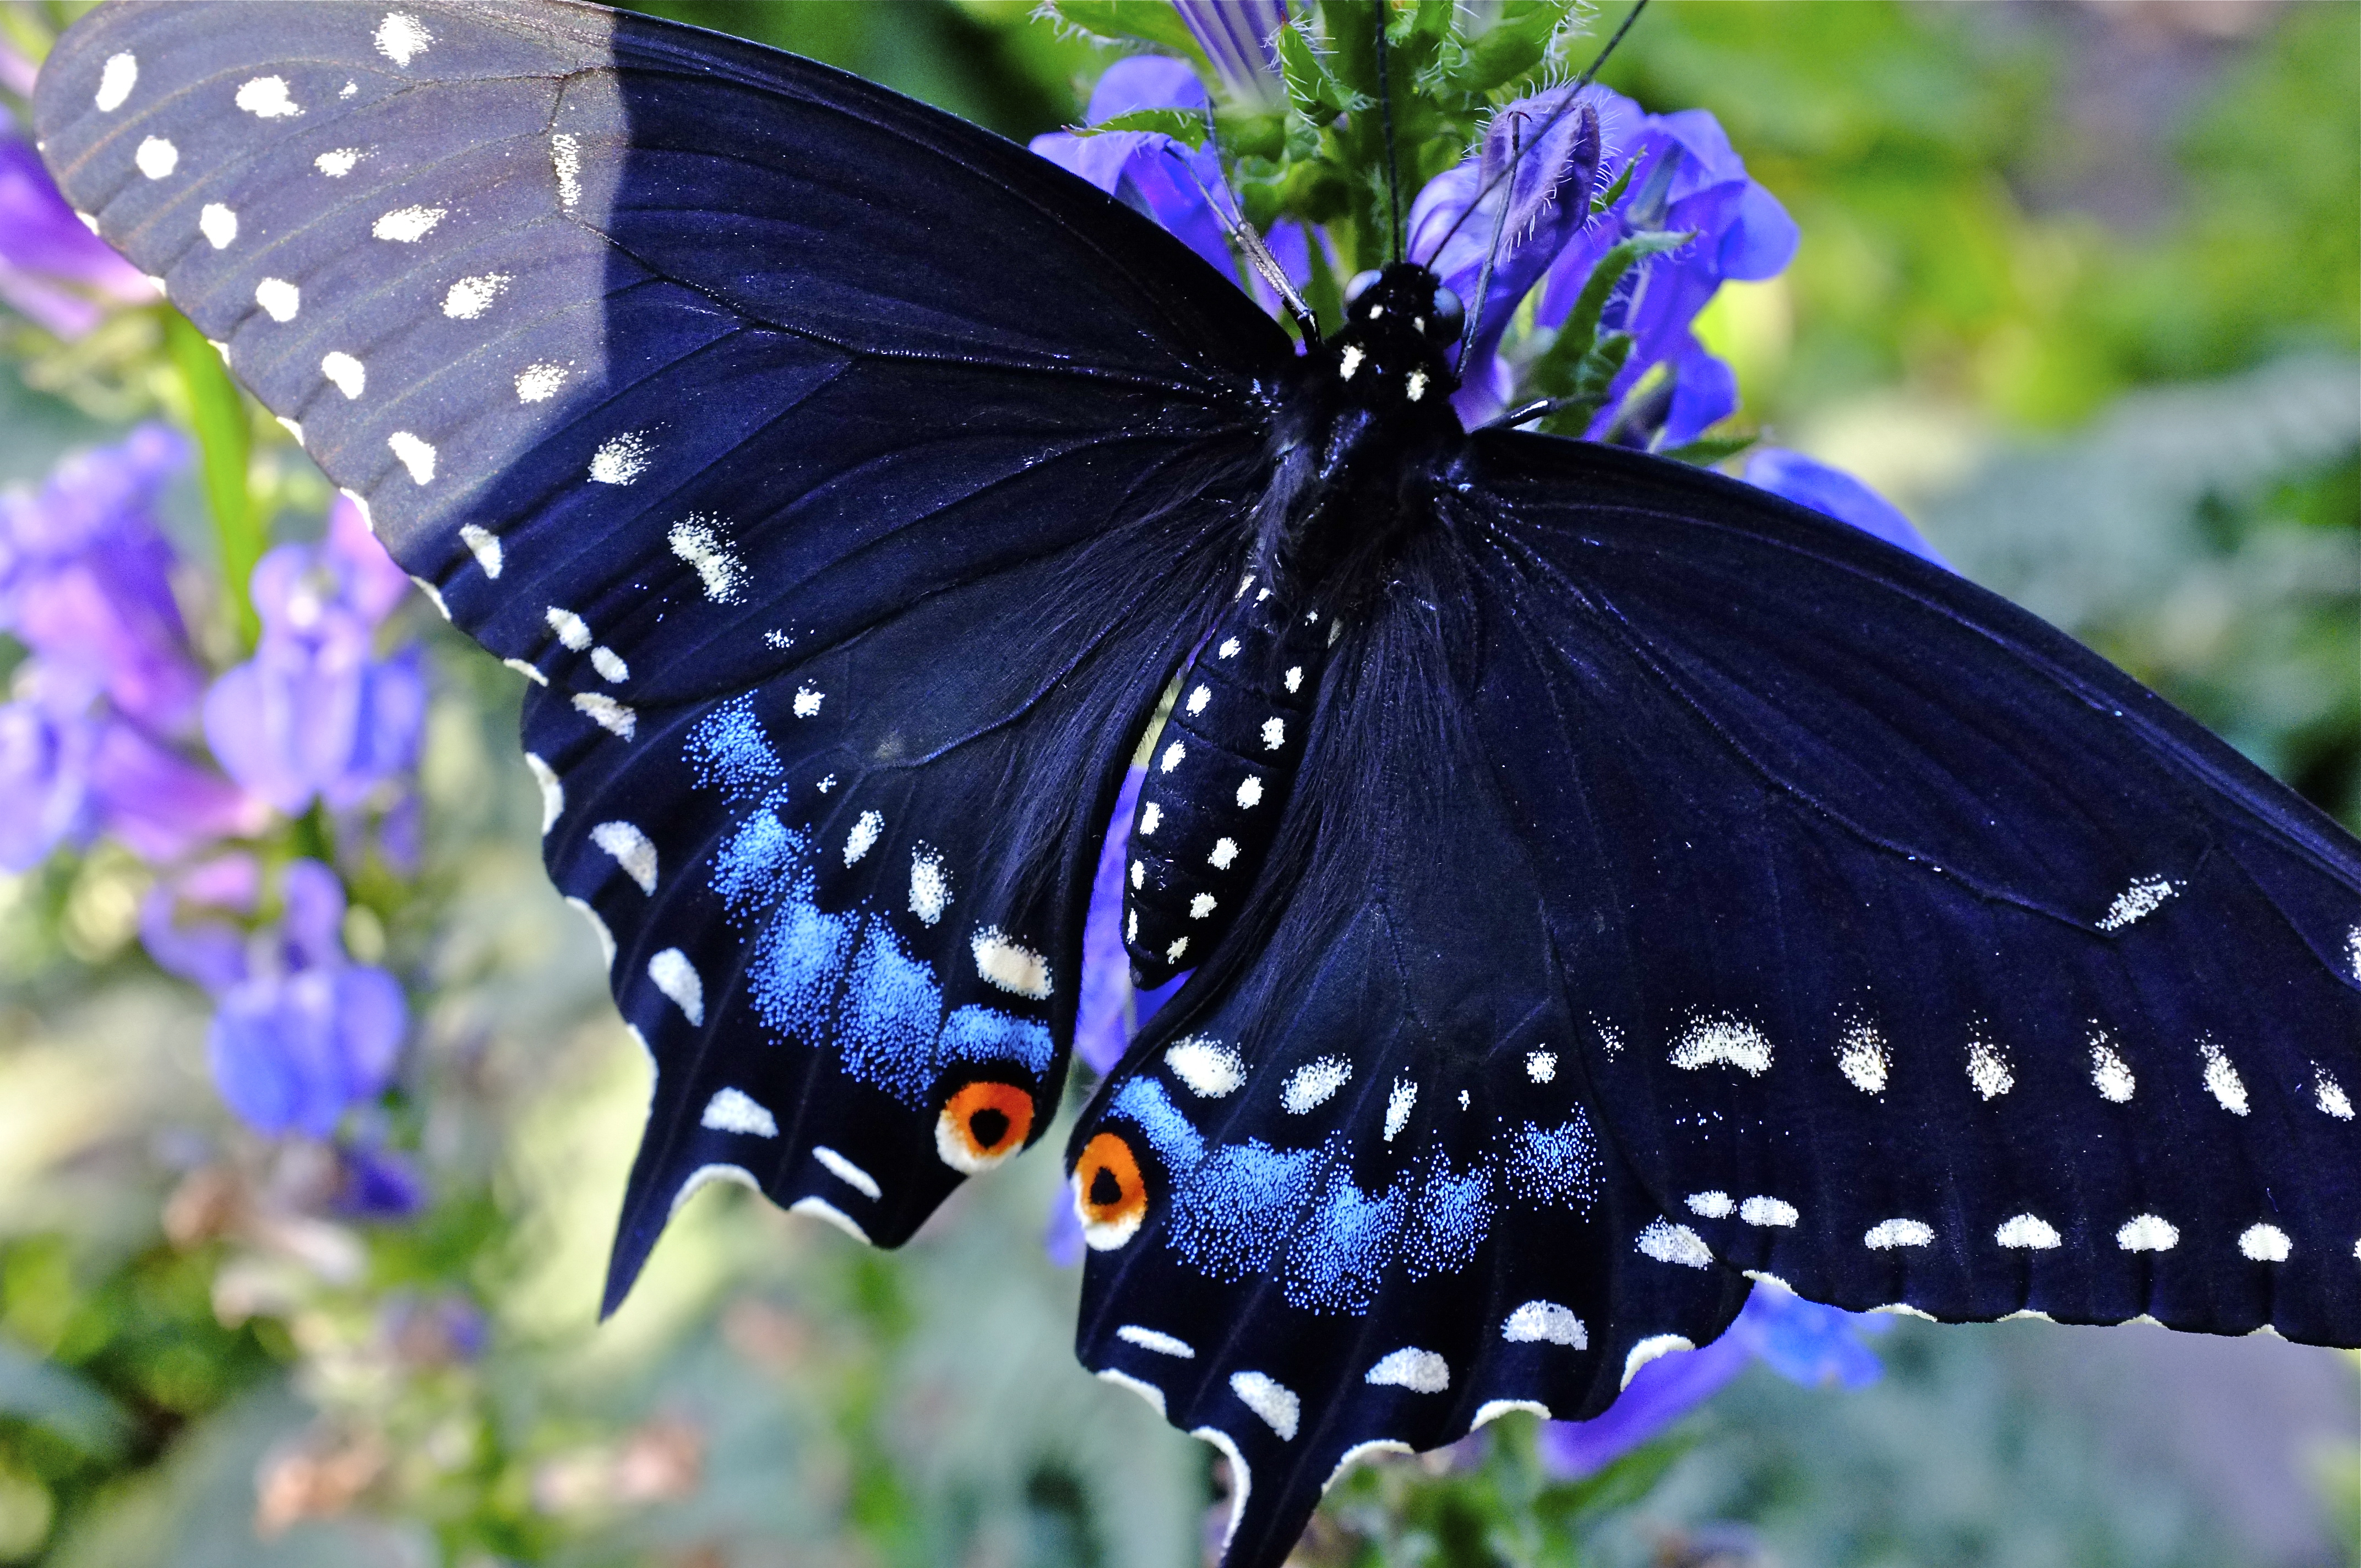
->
[[36, 0, 1292, 1284]]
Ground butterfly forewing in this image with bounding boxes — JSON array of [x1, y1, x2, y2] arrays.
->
[[35, 0, 1292, 1289]]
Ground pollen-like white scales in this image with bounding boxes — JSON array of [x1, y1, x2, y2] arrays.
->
[[908, 848, 951, 925], [1864, 1218, 1934, 1250], [1502, 1301, 1586, 1347], [669, 516, 745, 601], [1525, 1049, 1556, 1083], [2313, 1066, 2353, 1120], [1740, 1196, 1799, 1228], [1966, 1035, 2014, 1099], [2096, 874, 2175, 932], [2237, 1223, 2291, 1262], [551, 132, 583, 209], [375, 12, 434, 65], [1837, 1021, 1889, 1093], [973, 927, 1051, 998], [1166, 1037, 1245, 1098], [515, 362, 569, 402], [2115, 1213, 2178, 1252], [1686, 1191, 1734, 1219], [1365, 1348, 1449, 1393], [1668, 1015, 1771, 1074], [2197, 1041, 2248, 1115], [1994, 1213, 2061, 1250], [315, 148, 362, 177], [844, 810, 883, 865], [1281, 1057, 1350, 1113], [792, 685, 823, 717], [2088, 1031, 2136, 1102], [588, 431, 652, 484]]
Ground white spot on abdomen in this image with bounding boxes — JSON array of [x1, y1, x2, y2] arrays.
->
[[1668, 1016, 1771, 1075], [973, 927, 1051, 998], [1994, 1213, 2061, 1249], [591, 820, 659, 894], [669, 516, 744, 602], [1281, 1056, 1350, 1113], [95, 52, 138, 112], [443, 273, 512, 319], [587, 431, 652, 484], [1364, 1348, 1449, 1393], [2237, 1223, 2290, 1262], [234, 76, 301, 118], [315, 148, 362, 177], [1637, 1219, 1712, 1268], [376, 12, 434, 64], [701, 1087, 777, 1137], [1383, 1077, 1416, 1141], [908, 848, 951, 925], [254, 277, 300, 322], [386, 431, 435, 484], [372, 204, 445, 242], [648, 948, 704, 1025], [1167, 1037, 1245, 1098], [2097, 875, 2175, 932], [2115, 1213, 2178, 1252], [845, 810, 883, 865], [1864, 1218, 1934, 1250], [199, 204, 238, 250], [1503, 1300, 1586, 1347], [320, 351, 366, 399], [134, 136, 177, 179], [1229, 1371, 1298, 1440]]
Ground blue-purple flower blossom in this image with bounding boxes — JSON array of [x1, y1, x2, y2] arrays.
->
[[1032, 58, 1234, 283], [1743, 447, 1951, 570], [0, 134, 154, 339], [203, 497, 424, 815], [1538, 1282, 1887, 1477], [1172, 0, 1287, 105]]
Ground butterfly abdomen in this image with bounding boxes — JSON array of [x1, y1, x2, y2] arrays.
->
[[1124, 584, 1332, 987]]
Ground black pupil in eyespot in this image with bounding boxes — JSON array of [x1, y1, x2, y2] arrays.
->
[[1089, 1167, 1124, 1207], [969, 1107, 1010, 1148]]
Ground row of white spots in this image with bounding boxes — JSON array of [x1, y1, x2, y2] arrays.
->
[[700, 1086, 776, 1137], [135, 135, 176, 179], [2088, 1031, 2136, 1102], [235, 74, 302, 119], [587, 429, 651, 483], [2097, 874, 2177, 932], [668, 516, 745, 602], [1685, 1191, 1799, 1227], [551, 132, 583, 209], [1281, 1055, 1350, 1113], [372, 204, 445, 242], [94, 52, 138, 113], [814, 1145, 882, 1200], [649, 948, 702, 1025], [907, 847, 950, 925], [1383, 1076, 1418, 1140], [458, 523, 502, 578], [1525, 1049, 1556, 1083], [515, 361, 569, 402], [322, 351, 366, 400], [315, 148, 363, 178], [1664, 1204, 2299, 1261], [376, 11, 434, 66], [199, 203, 237, 250], [1667, 1016, 1772, 1075], [444, 273, 510, 320], [591, 820, 658, 895], [972, 927, 1052, 999]]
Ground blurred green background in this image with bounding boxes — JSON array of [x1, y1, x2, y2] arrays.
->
[[1, 2, 2355, 1566]]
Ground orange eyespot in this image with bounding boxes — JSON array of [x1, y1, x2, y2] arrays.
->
[[1074, 1131, 1147, 1251], [934, 1080, 1035, 1173]]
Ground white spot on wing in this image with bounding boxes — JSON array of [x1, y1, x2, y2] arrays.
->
[[514, 361, 569, 402], [564, 896, 613, 969], [1217, 637, 1240, 658], [2316, 1066, 2355, 1120], [1525, 1049, 1556, 1083], [546, 608, 591, 650], [1260, 716, 1285, 749], [669, 516, 745, 602], [587, 431, 652, 484], [2097, 874, 2175, 931], [1188, 892, 1216, 919], [1502, 1300, 1586, 1347], [1966, 1034, 2014, 1099], [907, 848, 950, 925], [375, 11, 434, 65], [590, 646, 627, 683], [1668, 1015, 1772, 1074], [2115, 1213, 2178, 1252], [1138, 802, 1161, 836], [1208, 837, 1239, 869], [1622, 1335, 1693, 1388], [134, 136, 177, 179], [1236, 775, 1264, 809], [571, 693, 636, 739], [409, 576, 449, 619], [1117, 1325, 1195, 1358], [1228, 1371, 1298, 1440], [1097, 1368, 1165, 1417], [845, 810, 883, 865], [1164, 936, 1188, 963], [524, 753, 562, 833], [792, 685, 822, 717], [503, 658, 546, 686], [2088, 1031, 2135, 1102], [95, 53, 138, 113], [1159, 739, 1185, 773], [648, 948, 703, 1025], [590, 821, 658, 894], [670, 1163, 757, 1217], [199, 203, 238, 249], [386, 431, 434, 484], [788, 1196, 869, 1242], [320, 351, 366, 399], [1740, 1196, 1799, 1228], [1185, 684, 1210, 716], [234, 76, 301, 118], [1864, 1218, 1934, 1250], [372, 205, 444, 242], [315, 148, 362, 177], [2237, 1223, 2290, 1262], [1383, 1076, 1417, 1141], [550, 132, 582, 208], [457, 524, 501, 577], [1838, 1021, 1889, 1093], [2198, 1040, 2248, 1115], [1285, 665, 1303, 693], [1365, 1348, 1449, 1393], [1337, 343, 1364, 380], [1995, 1213, 2061, 1249], [1636, 1219, 1712, 1268], [813, 1146, 880, 1199], [1324, 1439, 1413, 1489], [973, 927, 1051, 998], [1281, 1055, 1350, 1113], [442, 273, 512, 319], [1686, 1190, 1734, 1219], [254, 277, 300, 322], [700, 1087, 777, 1137], [1167, 1037, 1244, 1097]]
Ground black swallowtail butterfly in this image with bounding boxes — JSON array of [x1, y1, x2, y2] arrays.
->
[[34, 5, 2361, 1561]]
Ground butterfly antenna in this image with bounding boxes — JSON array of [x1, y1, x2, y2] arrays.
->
[[1375, 7, 1403, 262], [1163, 143, 1319, 344], [1413, 0, 1652, 268], [1453, 119, 1521, 375]]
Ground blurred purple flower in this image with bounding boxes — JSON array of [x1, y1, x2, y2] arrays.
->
[[0, 684, 96, 870], [1075, 763, 1185, 1076], [1743, 448, 1951, 571], [1529, 100, 1798, 444], [1044, 1180, 1086, 1268], [88, 717, 267, 862], [0, 135, 154, 338], [1172, 0, 1286, 104], [1538, 1282, 1887, 1478], [140, 852, 262, 994], [1032, 58, 1234, 282], [335, 1142, 426, 1221], [204, 497, 425, 814], [1408, 84, 1624, 417], [204, 858, 406, 1138]]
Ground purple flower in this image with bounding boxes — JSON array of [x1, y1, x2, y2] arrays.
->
[[1031, 58, 1234, 283], [1408, 85, 1628, 419], [86, 716, 269, 862], [0, 135, 154, 338], [1537, 1281, 1887, 1478], [1172, 0, 1287, 105], [204, 498, 425, 814], [204, 858, 406, 1138], [335, 1142, 426, 1221], [140, 852, 263, 994], [0, 685, 96, 871], [1743, 448, 1951, 571], [1075, 764, 1185, 1077]]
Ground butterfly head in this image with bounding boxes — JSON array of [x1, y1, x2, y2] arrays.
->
[[1326, 264, 1464, 418]]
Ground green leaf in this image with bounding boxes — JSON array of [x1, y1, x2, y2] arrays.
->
[[1558, 227, 1694, 355], [1043, 1, 1203, 57], [1213, 105, 1285, 160], [1437, 0, 1585, 98], [161, 308, 259, 650], [1276, 19, 1362, 120], [1080, 106, 1210, 149], [1661, 432, 1759, 465]]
